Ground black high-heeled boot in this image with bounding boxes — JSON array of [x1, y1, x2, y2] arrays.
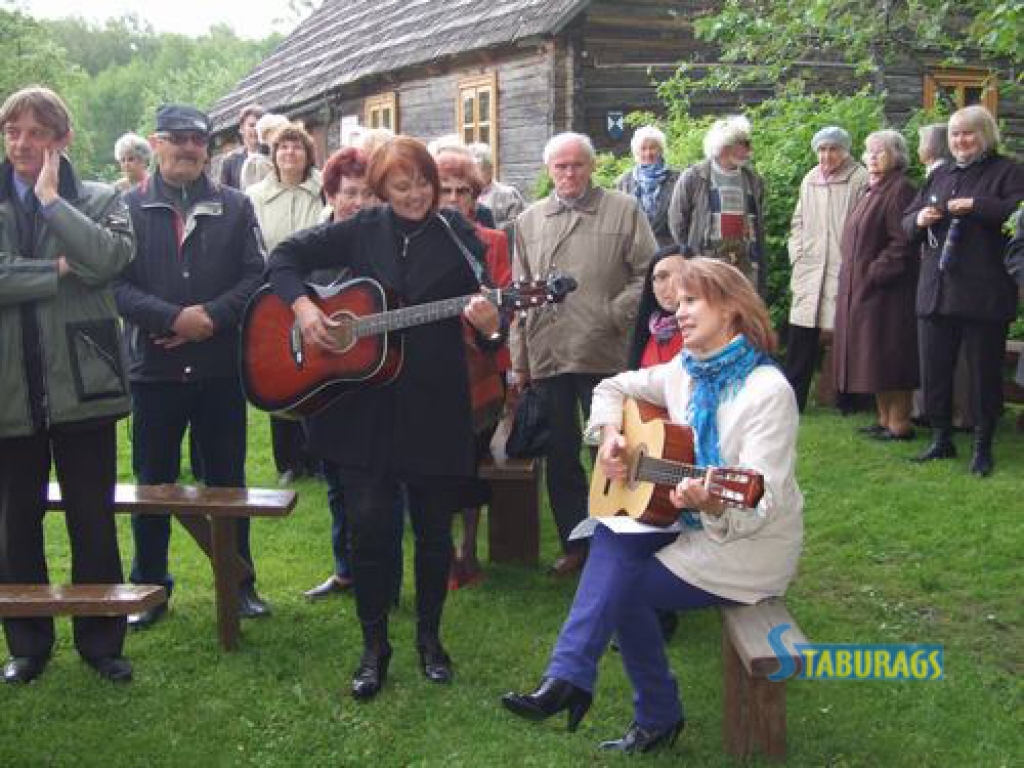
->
[[351, 620, 392, 700], [599, 719, 685, 754], [501, 677, 593, 732]]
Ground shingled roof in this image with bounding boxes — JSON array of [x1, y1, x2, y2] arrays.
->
[[209, 0, 591, 129]]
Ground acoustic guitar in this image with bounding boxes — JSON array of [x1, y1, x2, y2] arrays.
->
[[589, 398, 764, 527], [240, 275, 576, 418]]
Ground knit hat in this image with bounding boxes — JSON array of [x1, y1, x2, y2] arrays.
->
[[811, 126, 851, 152]]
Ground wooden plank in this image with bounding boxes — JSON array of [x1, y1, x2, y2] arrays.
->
[[480, 456, 540, 567], [48, 483, 296, 518], [478, 457, 537, 482], [0, 584, 166, 618], [721, 598, 807, 678]]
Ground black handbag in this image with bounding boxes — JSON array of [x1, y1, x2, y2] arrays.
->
[[505, 385, 550, 458]]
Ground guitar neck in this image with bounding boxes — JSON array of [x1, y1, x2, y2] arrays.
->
[[636, 455, 706, 486], [355, 291, 496, 337]]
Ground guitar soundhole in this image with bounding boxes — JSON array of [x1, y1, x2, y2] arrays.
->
[[327, 313, 357, 353]]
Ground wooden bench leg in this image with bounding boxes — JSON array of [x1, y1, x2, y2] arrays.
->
[[722, 633, 788, 760], [209, 517, 241, 651], [175, 514, 253, 583], [486, 472, 540, 567]]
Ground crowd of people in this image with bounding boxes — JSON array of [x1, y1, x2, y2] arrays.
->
[[1, 82, 1020, 756]]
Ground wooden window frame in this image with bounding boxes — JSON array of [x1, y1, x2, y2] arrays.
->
[[456, 73, 498, 169], [923, 67, 998, 116], [365, 92, 398, 132]]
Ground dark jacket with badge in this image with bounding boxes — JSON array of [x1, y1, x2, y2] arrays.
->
[[113, 170, 265, 382], [268, 205, 488, 483], [904, 153, 1024, 322], [0, 157, 134, 438]]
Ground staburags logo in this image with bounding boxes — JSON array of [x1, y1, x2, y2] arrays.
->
[[767, 623, 943, 682]]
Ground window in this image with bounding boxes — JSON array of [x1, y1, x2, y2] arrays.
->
[[365, 92, 397, 132], [457, 73, 497, 160], [924, 68, 997, 116]]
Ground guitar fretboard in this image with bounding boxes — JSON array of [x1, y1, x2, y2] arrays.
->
[[636, 455, 705, 485], [354, 292, 496, 338]]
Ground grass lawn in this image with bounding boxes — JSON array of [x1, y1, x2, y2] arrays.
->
[[0, 404, 1021, 767]]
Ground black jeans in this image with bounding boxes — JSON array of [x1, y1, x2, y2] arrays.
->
[[535, 373, 607, 552], [783, 324, 821, 412], [0, 423, 125, 660], [344, 479, 453, 637], [128, 378, 251, 595]]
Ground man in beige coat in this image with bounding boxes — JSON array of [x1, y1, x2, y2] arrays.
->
[[784, 126, 868, 411], [511, 132, 655, 575]]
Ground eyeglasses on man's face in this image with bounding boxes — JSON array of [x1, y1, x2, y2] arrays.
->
[[155, 131, 209, 147]]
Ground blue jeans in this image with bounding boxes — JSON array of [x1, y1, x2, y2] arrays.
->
[[129, 378, 250, 595], [546, 526, 734, 730]]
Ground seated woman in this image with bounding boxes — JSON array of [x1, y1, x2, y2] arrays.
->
[[501, 258, 803, 754]]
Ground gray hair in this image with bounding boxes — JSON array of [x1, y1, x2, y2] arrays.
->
[[630, 126, 667, 163], [703, 115, 751, 160], [468, 142, 493, 171], [949, 105, 1000, 155], [427, 133, 466, 157], [811, 126, 851, 152], [543, 132, 595, 165], [917, 123, 952, 164], [255, 113, 289, 144], [114, 132, 151, 164], [863, 129, 909, 171]]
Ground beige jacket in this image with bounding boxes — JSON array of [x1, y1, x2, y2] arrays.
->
[[787, 157, 868, 329], [511, 186, 655, 378], [247, 172, 323, 256]]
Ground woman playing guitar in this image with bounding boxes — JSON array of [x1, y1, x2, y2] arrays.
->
[[267, 137, 502, 701], [502, 258, 803, 754]]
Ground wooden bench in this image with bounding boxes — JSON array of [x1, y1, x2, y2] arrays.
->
[[0, 584, 166, 618], [720, 597, 807, 761], [47, 483, 296, 651], [479, 455, 540, 567]]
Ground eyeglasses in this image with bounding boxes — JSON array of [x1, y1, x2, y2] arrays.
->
[[441, 186, 473, 198], [155, 132, 208, 147]]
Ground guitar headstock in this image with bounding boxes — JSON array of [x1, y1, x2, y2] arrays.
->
[[707, 467, 765, 509], [498, 275, 578, 311]]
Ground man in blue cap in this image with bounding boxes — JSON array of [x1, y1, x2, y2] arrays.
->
[[113, 104, 268, 628]]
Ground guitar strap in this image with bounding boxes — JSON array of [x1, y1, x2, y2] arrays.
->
[[436, 212, 488, 288]]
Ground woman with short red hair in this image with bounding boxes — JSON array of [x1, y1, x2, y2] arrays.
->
[[268, 136, 504, 701]]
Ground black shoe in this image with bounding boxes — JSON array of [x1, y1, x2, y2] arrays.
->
[[85, 655, 132, 683], [858, 424, 887, 436], [303, 574, 353, 599], [502, 677, 592, 732], [128, 602, 167, 630], [913, 429, 956, 462], [417, 640, 453, 684], [351, 644, 392, 700], [873, 428, 916, 442], [238, 585, 271, 618], [970, 443, 994, 477], [599, 719, 685, 754], [3, 656, 48, 684]]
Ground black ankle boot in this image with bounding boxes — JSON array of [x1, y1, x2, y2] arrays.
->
[[351, 620, 391, 700], [969, 429, 994, 477], [501, 677, 592, 732], [599, 719, 685, 754], [417, 634, 453, 684], [913, 427, 956, 462]]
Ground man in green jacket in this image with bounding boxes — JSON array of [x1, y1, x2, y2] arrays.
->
[[0, 86, 135, 684]]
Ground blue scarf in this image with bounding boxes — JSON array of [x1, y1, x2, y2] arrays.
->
[[678, 335, 774, 528], [633, 160, 668, 221]]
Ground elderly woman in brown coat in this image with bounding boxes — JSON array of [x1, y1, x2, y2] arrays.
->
[[833, 129, 918, 440]]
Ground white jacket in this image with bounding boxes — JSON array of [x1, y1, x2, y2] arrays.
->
[[586, 359, 803, 604], [247, 172, 323, 256]]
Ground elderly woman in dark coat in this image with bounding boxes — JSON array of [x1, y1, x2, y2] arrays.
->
[[906, 105, 1024, 476], [616, 126, 679, 246], [833, 129, 919, 440]]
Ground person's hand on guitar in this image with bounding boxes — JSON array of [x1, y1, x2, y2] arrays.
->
[[598, 426, 629, 480], [463, 295, 500, 338], [670, 477, 726, 518], [292, 296, 343, 354]]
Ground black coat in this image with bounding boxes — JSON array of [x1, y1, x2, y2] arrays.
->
[[114, 171, 265, 382], [268, 206, 486, 482], [904, 153, 1024, 322]]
